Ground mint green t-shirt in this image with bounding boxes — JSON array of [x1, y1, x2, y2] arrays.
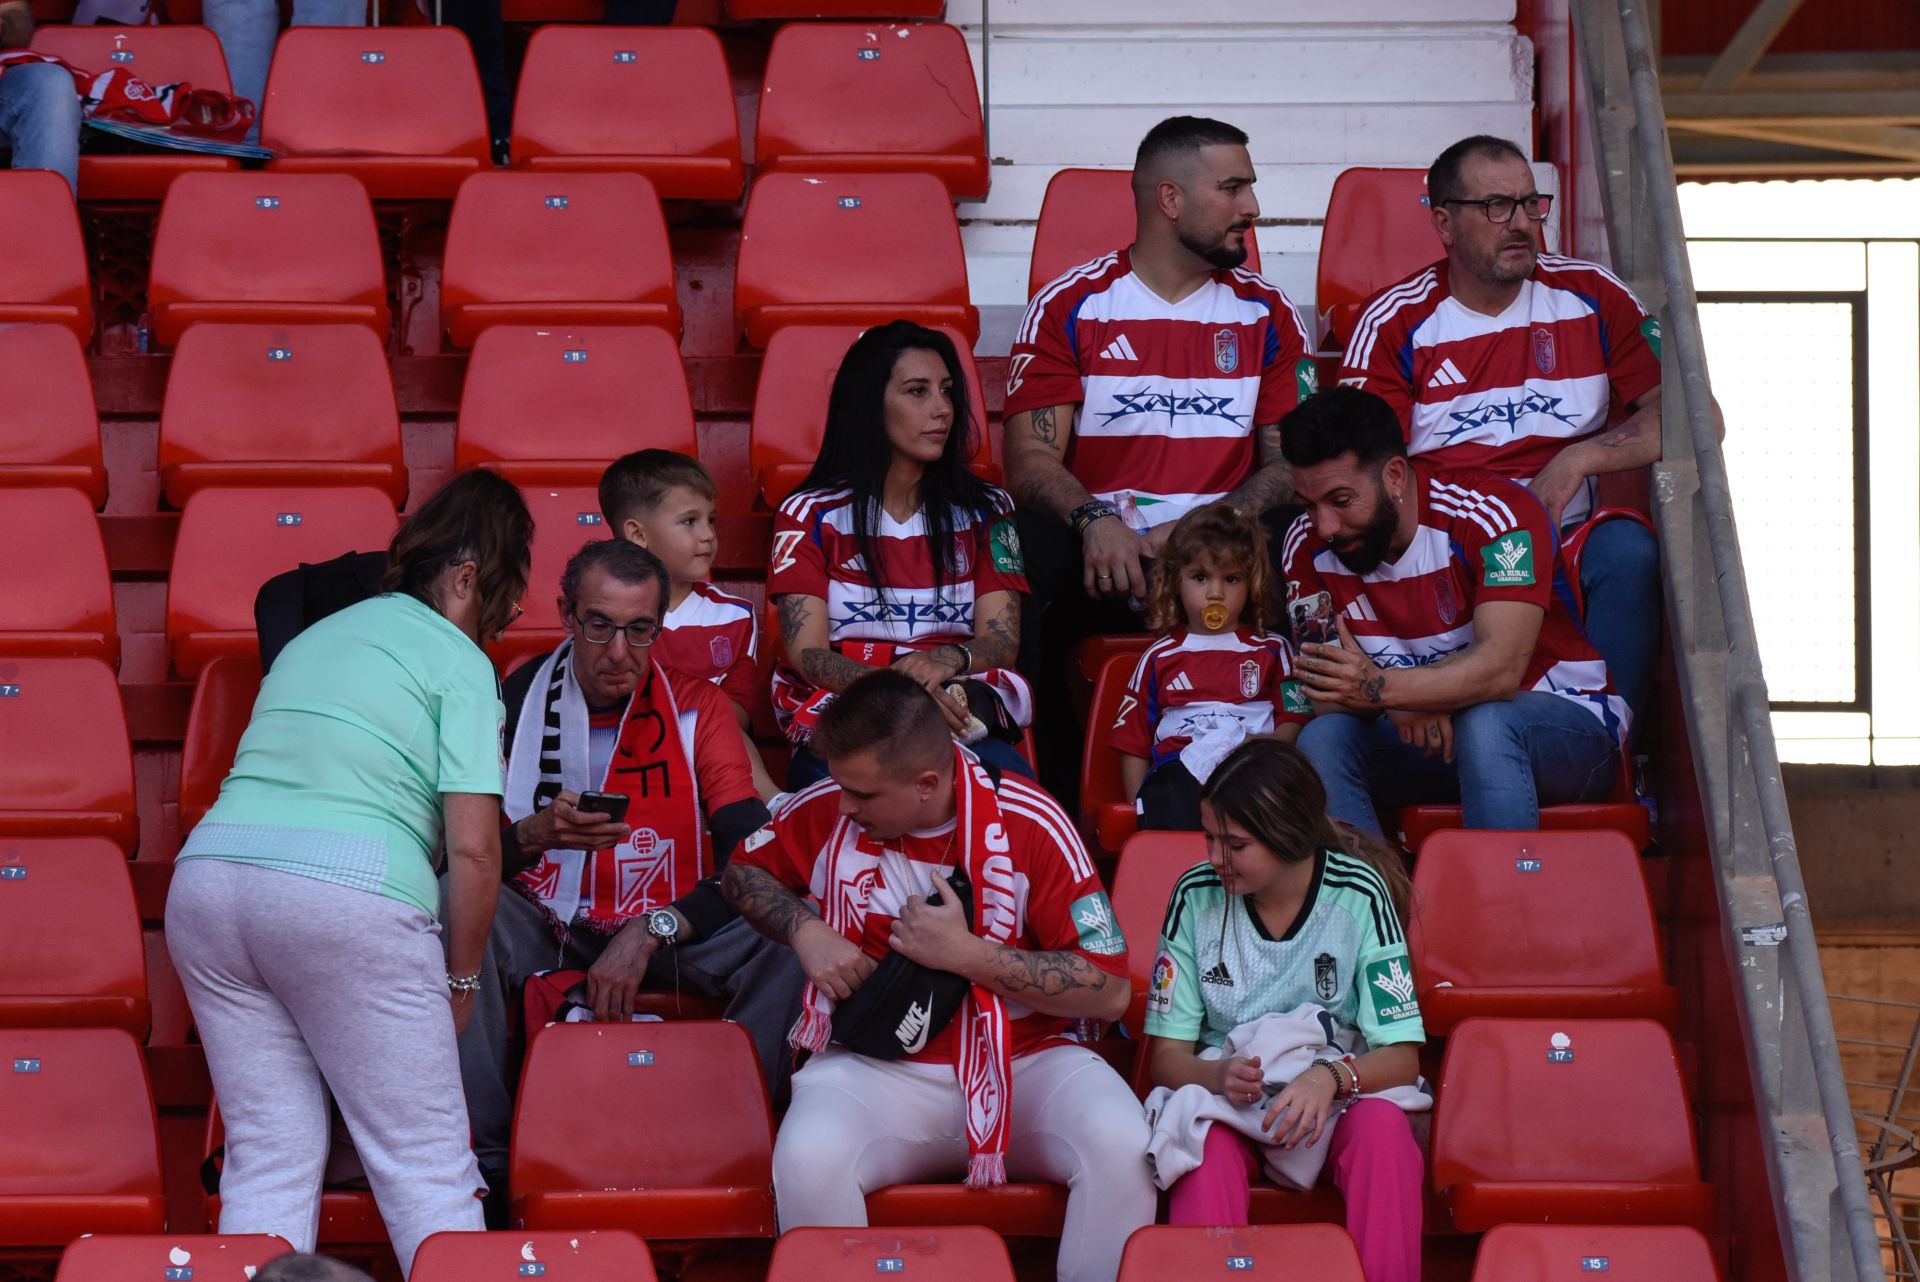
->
[[179, 592, 506, 916]]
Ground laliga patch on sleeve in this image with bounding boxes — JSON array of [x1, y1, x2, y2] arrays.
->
[[1147, 951, 1176, 1015], [1069, 891, 1126, 956], [1481, 529, 1536, 588], [1281, 679, 1312, 716], [1295, 356, 1320, 401], [1641, 315, 1662, 359], [743, 825, 776, 852], [988, 517, 1024, 575], [1365, 956, 1421, 1025]]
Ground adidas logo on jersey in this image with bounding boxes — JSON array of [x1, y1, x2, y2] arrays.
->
[[839, 554, 868, 573], [1167, 672, 1195, 693], [1100, 334, 1140, 362], [1201, 961, 1234, 987], [1426, 358, 1467, 389]]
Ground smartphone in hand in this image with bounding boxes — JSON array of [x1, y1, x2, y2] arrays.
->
[[576, 790, 631, 823]]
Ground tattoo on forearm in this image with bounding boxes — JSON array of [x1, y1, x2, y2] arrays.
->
[[973, 596, 1020, 671], [722, 863, 818, 944], [800, 647, 879, 692], [982, 945, 1115, 999], [1224, 429, 1294, 513], [1030, 405, 1059, 446], [1360, 673, 1385, 704]]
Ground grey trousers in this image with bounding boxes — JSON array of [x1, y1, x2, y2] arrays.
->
[[450, 884, 807, 1175], [166, 859, 485, 1278]]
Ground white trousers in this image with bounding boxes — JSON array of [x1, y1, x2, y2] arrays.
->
[[773, 1044, 1157, 1282]]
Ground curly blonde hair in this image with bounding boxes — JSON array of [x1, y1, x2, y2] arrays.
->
[[1145, 502, 1277, 634]]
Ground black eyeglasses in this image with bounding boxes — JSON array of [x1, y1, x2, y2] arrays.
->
[[1440, 192, 1554, 224], [573, 609, 658, 648], [502, 602, 524, 630]]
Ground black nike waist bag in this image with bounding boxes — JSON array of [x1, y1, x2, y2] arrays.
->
[[831, 863, 976, 1060]]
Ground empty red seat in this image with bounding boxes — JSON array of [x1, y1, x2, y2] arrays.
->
[[167, 486, 399, 678], [751, 323, 988, 505], [0, 326, 103, 506], [731, 0, 941, 13], [0, 657, 136, 853], [262, 27, 490, 199], [1431, 1018, 1714, 1231], [492, 485, 609, 671], [511, 26, 743, 200], [1028, 167, 1262, 298], [865, 1183, 1066, 1239], [180, 654, 264, 834], [0, 1027, 165, 1246], [1109, 829, 1207, 1035], [56, 1233, 294, 1281], [1396, 777, 1649, 854], [1080, 650, 1156, 855], [1316, 168, 1436, 349], [442, 171, 680, 348], [1410, 829, 1677, 1034], [0, 487, 116, 664], [756, 22, 987, 200], [0, 171, 92, 345], [1471, 1223, 1722, 1280], [510, 1021, 776, 1238], [735, 171, 976, 347], [413, 1229, 656, 1281], [0, 837, 147, 1036], [1118, 1224, 1364, 1280], [148, 172, 391, 348], [457, 326, 694, 487], [770, 1226, 1013, 1282], [30, 25, 238, 199]]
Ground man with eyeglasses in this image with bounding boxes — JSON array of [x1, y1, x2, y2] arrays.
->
[[454, 537, 804, 1213], [1337, 134, 1664, 732]]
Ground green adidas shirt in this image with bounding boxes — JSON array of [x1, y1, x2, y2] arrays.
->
[[1143, 849, 1425, 1054]]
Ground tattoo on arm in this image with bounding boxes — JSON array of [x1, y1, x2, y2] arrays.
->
[[775, 593, 811, 647], [799, 647, 880, 692], [721, 863, 819, 944], [1360, 673, 1385, 705], [1005, 405, 1094, 518], [1223, 425, 1294, 513], [980, 944, 1117, 1000], [971, 594, 1020, 671], [1029, 405, 1060, 447]]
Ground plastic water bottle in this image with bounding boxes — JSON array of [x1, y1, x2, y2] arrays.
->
[[1118, 492, 1150, 614]]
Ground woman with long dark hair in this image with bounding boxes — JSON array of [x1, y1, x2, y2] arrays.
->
[[166, 470, 533, 1277], [768, 320, 1034, 787]]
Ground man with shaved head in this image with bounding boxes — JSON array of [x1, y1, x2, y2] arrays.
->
[[1004, 115, 1316, 797]]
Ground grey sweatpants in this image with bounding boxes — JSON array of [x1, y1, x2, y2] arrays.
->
[[452, 886, 808, 1176], [166, 859, 485, 1277]]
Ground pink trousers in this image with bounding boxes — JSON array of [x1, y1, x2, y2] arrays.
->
[[1166, 1098, 1422, 1282]]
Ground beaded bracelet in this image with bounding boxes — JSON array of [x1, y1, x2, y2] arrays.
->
[[447, 971, 482, 994]]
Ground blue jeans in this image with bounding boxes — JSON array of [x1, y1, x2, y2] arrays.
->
[[785, 736, 1036, 792], [1578, 516, 1660, 735], [1298, 692, 1621, 839], [0, 62, 80, 195], [203, 0, 367, 145]]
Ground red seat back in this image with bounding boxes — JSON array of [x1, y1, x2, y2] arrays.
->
[[770, 1226, 1014, 1282], [0, 171, 92, 346], [0, 837, 148, 1037], [180, 654, 265, 835], [55, 1234, 294, 1281], [1316, 168, 1437, 348], [0, 486, 116, 664], [0, 657, 137, 853], [1028, 167, 1262, 298], [0, 326, 102, 505], [1080, 649, 1150, 852], [32, 23, 232, 88], [1470, 1224, 1722, 1280], [1118, 1224, 1365, 1280], [730, 0, 941, 13], [412, 1230, 657, 1281], [1109, 830, 1207, 1034], [491, 484, 610, 672]]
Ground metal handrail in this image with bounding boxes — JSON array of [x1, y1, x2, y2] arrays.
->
[[1604, 0, 1886, 1277]]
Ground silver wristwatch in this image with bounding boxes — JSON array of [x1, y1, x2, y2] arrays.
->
[[646, 908, 680, 947]]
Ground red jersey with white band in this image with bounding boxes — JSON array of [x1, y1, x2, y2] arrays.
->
[[1337, 254, 1662, 528], [1004, 250, 1315, 529], [656, 581, 758, 712], [1112, 629, 1312, 764], [736, 774, 1127, 1065], [1280, 465, 1629, 744]]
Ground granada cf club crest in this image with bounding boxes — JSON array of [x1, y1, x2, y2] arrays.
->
[[1433, 574, 1460, 626], [709, 635, 734, 669], [1213, 328, 1239, 374], [614, 827, 674, 916], [1531, 326, 1557, 375], [1239, 658, 1261, 699], [1314, 952, 1338, 1000]]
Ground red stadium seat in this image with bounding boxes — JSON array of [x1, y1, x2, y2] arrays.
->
[[203, 1101, 387, 1251], [0, 1027, 165, 1247], [865, 1184, 1066, 1240], [510, 1021, 777, 1239], [1316, 168, 1436, 349], [0, 171, 92, 345], [1109, 830, 1206, 1035], [180, 654, 263, 835], [167, 487, 399, 678], [262, 27, 490, 199], [1081, 651, 1154, 855], [1396, 762, 1649, 854], [148, 172, 392, 348], [491, 485, 609, 672], [1431, 1018, 1714, 1231], [31, 25, 239, 199], [56, 1234, 294, 1281], [1410, 829, 1677, 1034], [756, 22, 988, 200], [511, 26, 743, 201], [770, 1226, 1013, 1282], [735, 172, 977, 347], [1028, 167, 1262, 298], [457, 326, 694, 486], [751, 324, 988, 506], [0, 657, 137, 853], [1471, 1223, 1722, 1280], [0, 837, 148, 1036], [0, 326, 103, 506], [413, 1229, 656, 1281], [442, 171, 680, 348], [1118, 1224, 1364, 1280], [158, 323, 406, 507], [0, 487, 117, 664], [731, 0, 942, 13]]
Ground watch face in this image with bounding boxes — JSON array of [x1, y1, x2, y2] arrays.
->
[[648, 910, 676, 940]]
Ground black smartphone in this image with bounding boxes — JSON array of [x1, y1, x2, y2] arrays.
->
[[576, 790, 630, 823]]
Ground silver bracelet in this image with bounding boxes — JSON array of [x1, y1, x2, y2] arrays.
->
[[447, 971, 482, 994]]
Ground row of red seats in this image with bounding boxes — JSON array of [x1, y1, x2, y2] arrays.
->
[[29, 22, 985, 203]]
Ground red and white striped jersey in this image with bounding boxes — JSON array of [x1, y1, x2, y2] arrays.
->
[[1112, 629, 1311, 763], [1280, 466, 1628, 743], [655, 581, 759, 713], [1004, 250, 1315, 528], [1337, 254, 1661, 527]]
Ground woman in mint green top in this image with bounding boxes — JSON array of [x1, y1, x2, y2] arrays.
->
[[165, 470, 533, 1276]]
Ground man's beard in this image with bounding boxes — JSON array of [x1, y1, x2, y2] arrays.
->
[[1481, 233, 1538, 284], [1330, 492, 1400, 575], [1179, 222, 1252, 270]]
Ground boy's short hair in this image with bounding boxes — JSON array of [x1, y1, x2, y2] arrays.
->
[[598, 450, 716, 530]]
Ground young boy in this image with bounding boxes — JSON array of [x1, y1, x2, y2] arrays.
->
[[599, 449, 778, 800]]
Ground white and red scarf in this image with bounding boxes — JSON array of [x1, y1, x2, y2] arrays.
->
[[0, 50, 254, 141], [772, 639, 1035, 746], [503, 641, 705, 938], [790, 747, 1016, 1187]]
